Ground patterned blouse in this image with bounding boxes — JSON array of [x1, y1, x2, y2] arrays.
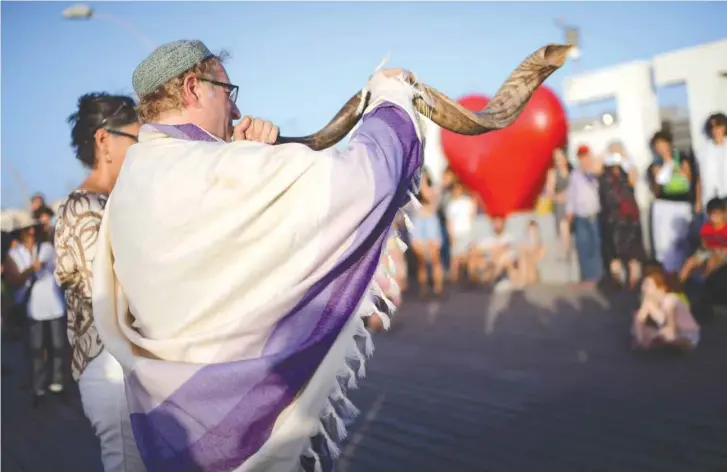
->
[[54, 190, 109, 380]]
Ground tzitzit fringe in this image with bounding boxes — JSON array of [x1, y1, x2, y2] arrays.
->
[[299, 185, 420, 471], [301, 52, 424, 469]]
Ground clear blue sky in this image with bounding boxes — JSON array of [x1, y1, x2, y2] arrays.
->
[[2, 1, 726, 209]]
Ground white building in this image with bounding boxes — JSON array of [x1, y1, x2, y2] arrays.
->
[[564, 38, 727, 252]]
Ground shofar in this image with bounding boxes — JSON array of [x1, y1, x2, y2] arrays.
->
[[274, 43, 571, 151]]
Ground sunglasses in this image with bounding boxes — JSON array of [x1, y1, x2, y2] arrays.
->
[[198, 77, 239, 104], [105, 129, 138, 142], [101, 101, 139, 142]]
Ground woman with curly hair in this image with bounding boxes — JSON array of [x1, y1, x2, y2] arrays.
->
[[53, 93, 144, 472]]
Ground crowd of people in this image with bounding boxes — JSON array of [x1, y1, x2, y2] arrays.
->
[[377, 113, 727, 353], [380, 167, 549, 301], [0, 46, 725, 470]]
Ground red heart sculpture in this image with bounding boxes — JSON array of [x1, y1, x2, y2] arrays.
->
[[441, 86, 568, 217]]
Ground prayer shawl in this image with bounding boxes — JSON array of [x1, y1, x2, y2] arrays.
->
[[92, 75, 424, 472]]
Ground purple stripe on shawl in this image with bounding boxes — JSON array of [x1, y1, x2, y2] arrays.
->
[[129, 104, 421, 471], [145, 123, 221, 142]]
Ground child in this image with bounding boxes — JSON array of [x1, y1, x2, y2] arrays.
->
[[518, 220, 545, 285], [632, 264, 700, 352], [679, 197, 727, 283], [445, 180, 476, 284]]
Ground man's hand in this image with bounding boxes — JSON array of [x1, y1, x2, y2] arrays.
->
[[379, 68, 411, 79], [233, 116, 279, 144], [368, 68, 413, 84], [32, 260, 44, 272]]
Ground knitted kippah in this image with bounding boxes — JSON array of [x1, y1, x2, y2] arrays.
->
[[132, 40, 214, 97]]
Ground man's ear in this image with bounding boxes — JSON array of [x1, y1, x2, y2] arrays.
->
[[182, 74, 201, 107]]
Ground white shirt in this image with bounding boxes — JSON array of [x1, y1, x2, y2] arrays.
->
[[9, 242, 65, 321], [478, 231, 513, 250], [446, 196, 475, 237], [699, 140, 727, 206]]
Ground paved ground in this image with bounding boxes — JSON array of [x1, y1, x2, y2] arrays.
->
[[3, 284, 727, 472]]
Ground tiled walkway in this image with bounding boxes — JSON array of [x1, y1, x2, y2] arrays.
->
[[3, 285, 726, 472]]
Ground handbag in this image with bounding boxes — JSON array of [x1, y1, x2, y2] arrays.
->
[[661, 150, 691, 196], [612, 169, 640, 220], [7, 276, 36, 333], [535, 195, 553, 215], [618, 198, 640, 219]]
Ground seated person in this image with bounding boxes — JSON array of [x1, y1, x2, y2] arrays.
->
[[679, 197, 727, 283], [517, 220, 545, 285], [632, 265, 700, 352], [445, 180, 476, 283], [468, 215, 518, 285]]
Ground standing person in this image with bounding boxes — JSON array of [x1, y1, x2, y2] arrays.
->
[[0, 229, 13, 377], [565, 145, 604, 286], [35, 206, 55, 244], [445, 179, 476, 284], [410, 168, 446, 297], [598, 141, 646, 289], [437, 165, 457, 272], [648, 130, 701, 273], [29, 193, 45, 216], [54, 93, 145, 472], [4, 213, 66, 405], [90, 40, 424, 472], [1, 217, 19, 342], [698, 112, 727, 207], [544, 146, 572, 258]]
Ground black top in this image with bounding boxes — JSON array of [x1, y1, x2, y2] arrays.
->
[[647, 148, 700, 205]]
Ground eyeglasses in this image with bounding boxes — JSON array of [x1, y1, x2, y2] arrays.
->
[[105, 129, 139, 142], [198, 77, 239, 104], [100, 101, 138, 142]]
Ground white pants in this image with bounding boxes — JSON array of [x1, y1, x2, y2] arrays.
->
[[78, 350, 146, 472], [651, 200, 693, 273]]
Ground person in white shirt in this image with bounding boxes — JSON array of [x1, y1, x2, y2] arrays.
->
[[4, 213, 66, 405], [469, 215, 518, 285], [699, 113, 727, 209], [445, 179, 476, 283]]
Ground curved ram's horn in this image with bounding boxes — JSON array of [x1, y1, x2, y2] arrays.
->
[[275, 44, 572, 151]]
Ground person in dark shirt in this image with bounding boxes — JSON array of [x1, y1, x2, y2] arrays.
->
[[647, 130, 702, 274]]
